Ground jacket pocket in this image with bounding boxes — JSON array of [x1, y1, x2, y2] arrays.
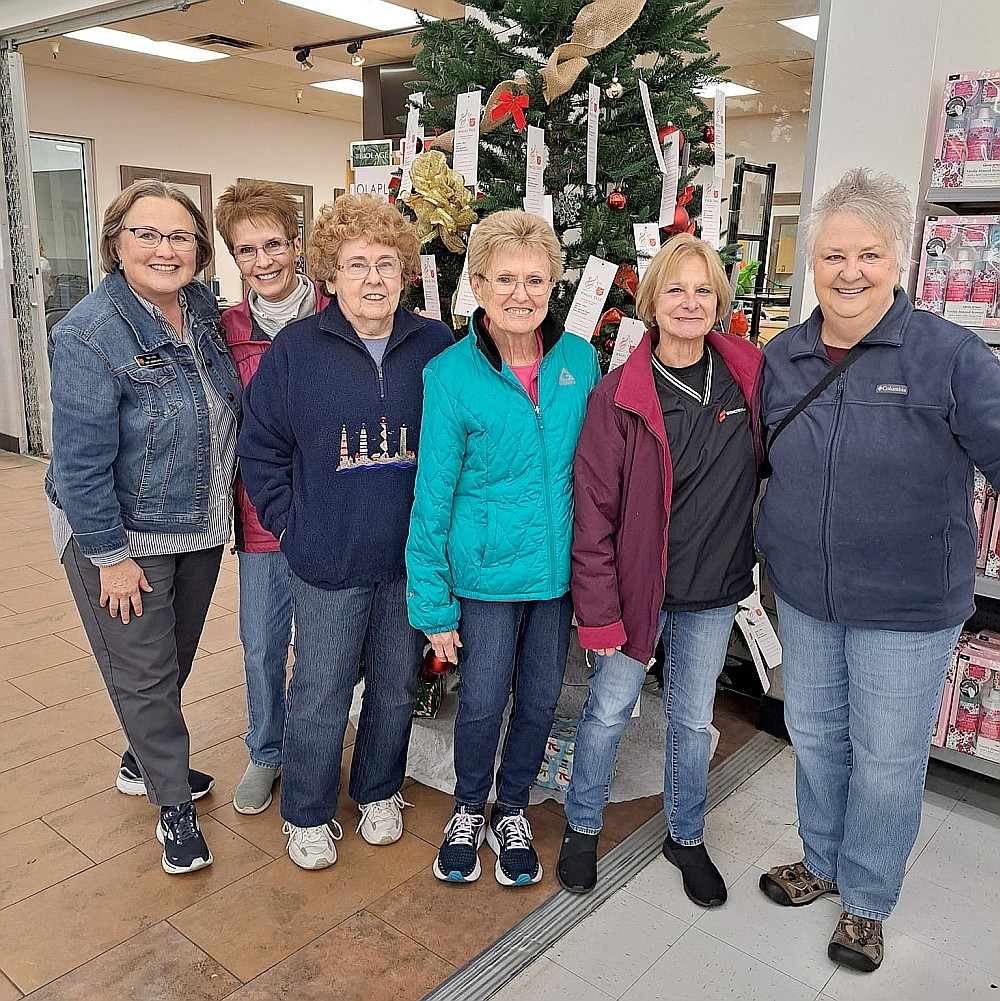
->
[[125, 364, 184, 419]]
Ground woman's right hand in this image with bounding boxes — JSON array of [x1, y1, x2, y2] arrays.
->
[[427, 629, 462, 664], [592, 647, 621, 657], [99, 558, 153, 624]]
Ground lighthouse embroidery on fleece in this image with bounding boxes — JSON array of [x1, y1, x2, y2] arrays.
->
[[336, 418, 416, 472]]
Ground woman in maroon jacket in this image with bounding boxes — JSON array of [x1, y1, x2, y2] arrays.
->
[[558, 234, 763, 907], [216, 180, 329, 815]]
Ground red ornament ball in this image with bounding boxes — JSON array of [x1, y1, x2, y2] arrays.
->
[[420, 647, 452, 679], [604, 338, 616, 353], [703, 123, 715, 145], [662, 204, 691, 236], [607, 190, 627, 211], [657, 123, 684, 150]]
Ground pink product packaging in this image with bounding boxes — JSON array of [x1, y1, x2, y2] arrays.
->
[[931, 70, 1000, 188], [945, 654, 995, 754], [934, 641, 966, 747], [986, 506, 1000, 579], [915, 216, 1000, 329]]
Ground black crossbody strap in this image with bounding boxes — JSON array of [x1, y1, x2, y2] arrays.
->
[[766, 342, 866, 457]]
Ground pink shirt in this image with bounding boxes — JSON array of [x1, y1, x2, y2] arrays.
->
[[508, 332, 543, 406]]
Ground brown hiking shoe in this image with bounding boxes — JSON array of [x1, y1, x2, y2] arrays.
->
[[759, 861, 838, 906], [828, 910, 883, 972]]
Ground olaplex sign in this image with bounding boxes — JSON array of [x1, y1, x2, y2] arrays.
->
[[350, 140, 394, 200]]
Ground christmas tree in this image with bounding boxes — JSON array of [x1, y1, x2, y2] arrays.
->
[[401, 0, 726, 368]]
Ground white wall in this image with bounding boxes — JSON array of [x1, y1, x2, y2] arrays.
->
[[24, 63, 360, 301]]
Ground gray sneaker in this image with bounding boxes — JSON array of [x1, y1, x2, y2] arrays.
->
[[233, 762, 280, 815]]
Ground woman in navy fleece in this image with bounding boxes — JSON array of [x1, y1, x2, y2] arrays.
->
[[237, 194, 453, 870]]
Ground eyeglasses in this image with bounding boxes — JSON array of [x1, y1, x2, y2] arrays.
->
[[122, 226, 198, 251], [337, 258, 403, 279], [233, 239, 295, 263], [479, 275, 554, 296]]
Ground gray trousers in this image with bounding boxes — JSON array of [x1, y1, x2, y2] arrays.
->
[[62, 539, 223, 806]]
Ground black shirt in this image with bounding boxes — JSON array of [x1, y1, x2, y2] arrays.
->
[[652, 344, 756, 611]]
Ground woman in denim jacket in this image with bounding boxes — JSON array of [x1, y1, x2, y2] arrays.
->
[[45, 180, 241, 877]]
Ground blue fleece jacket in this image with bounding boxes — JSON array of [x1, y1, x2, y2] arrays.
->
[[757, 290, 1000, 631], [237, 299, 453, 590]]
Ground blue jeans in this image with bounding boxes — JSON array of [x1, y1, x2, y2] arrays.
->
[[281, 574, 423, 828], [776, 595, 962, 920], [238, 550, 293, 767], [565, 604, 738, 843], [453, 594, 574, 810]]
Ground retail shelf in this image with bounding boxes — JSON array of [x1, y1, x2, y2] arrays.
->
[[929, 743, 1000, 781], [927, 185, 1000, 209], [975, 573, 1000, 600], [970, 327, 1000, 346]]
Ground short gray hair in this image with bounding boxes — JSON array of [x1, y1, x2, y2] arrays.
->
[[802, 167, 913, 271]]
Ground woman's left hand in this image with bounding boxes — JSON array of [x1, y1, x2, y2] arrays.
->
[[427, 629, 461, 664]]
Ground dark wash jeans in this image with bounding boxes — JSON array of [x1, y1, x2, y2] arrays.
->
[[280, 573, 423, 828], [453, 593, 573, 810]]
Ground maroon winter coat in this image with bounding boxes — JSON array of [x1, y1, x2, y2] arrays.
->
[[571, 327, 763, 664], [222, 277, 330, 552]]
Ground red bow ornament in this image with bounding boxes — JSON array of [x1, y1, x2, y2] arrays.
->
[[491, 90, 530, 131]]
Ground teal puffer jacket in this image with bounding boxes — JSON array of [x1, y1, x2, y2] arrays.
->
[[406, 311, 600, 634]]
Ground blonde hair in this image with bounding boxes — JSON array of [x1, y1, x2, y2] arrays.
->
[[306, 194, 420, 287], [467, 209, 563, 282], [634, 233, 730, 326], [215, 179, 301, 252], [100, 179, 213, 274]]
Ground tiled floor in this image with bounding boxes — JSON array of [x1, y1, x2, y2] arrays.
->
[[0, 448, 762, 999], [494, 746, 1000, 1001]]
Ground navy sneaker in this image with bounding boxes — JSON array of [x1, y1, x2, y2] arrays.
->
[[156, 802, 213, 874], [117, 750, 214, 801], [487, 809, 542, 886], [434, 806, 486, 883]]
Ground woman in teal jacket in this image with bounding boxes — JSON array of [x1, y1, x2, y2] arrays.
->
[[407, 210, 599, 888]]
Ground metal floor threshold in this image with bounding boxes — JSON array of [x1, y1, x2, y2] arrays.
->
[[423, 730, 787, 1001]]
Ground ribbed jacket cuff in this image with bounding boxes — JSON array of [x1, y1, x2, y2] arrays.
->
[[577, 620, 627, 651]]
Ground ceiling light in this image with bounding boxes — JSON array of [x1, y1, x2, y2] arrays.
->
[[347, 40, 366, 67], [275, 0, 428, 31], [65, 26, 228, 62], [311, 79, 364, 97], [778, 15, 820, 40], [296, 47, 314, 70], [695, 80, 759, 98]]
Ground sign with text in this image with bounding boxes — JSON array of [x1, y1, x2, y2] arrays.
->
[[350, 139, 394, 200]]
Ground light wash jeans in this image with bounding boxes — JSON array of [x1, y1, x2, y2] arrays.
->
[[280, 574, 422, 828], [565, 604, 738, 844], [453, 594, 574, 810], [237, 550, 293, 768], [776, 595, 962, 920]]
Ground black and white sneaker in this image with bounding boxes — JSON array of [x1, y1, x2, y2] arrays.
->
[[487, 809, 542, 886], [117, 750, 215, 801], [434, 806, 486, 883], [156, 802, 213, 874]]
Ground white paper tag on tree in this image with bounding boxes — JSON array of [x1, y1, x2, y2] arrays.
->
[[400, 92, 424, 195], [638, 80, 666, 174], [658, 136, 680, 226], [701, 177, 723, 249], [713, 87, 726, 181], [453, 224, 478, 318], [453, 90, 482, 189], [633, 222, 661, 280], [565, 255, 618, 339], [609, 316, 647, 370], [420, 254, 441, 320], [523, 194, 554, 229], [525, 125, 546, 216], [587, 83, 600, 186]]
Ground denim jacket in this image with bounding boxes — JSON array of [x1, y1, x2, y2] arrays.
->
[[45, 269, 242, 562]]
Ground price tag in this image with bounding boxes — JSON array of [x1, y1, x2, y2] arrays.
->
[[420, 254, 441, 320], [609, 316, 647, 370], [736, 565, 782, 672], [638, 79, 666, 174], [564, 255, 619, 340], [944, 301, 989, 326], [453, 90, 482, 188], [713, 87, 726, 181], [587, 83, 600, 186], [633, 222, 661, 280], [525, 125, 546, 216], [399, 92, 424, 195], [658, 136, 680, 227]]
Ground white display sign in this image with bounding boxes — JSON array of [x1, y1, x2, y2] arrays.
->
[[586, 83, 600, 186], [944, 300, 989, 326], [658, 136, 680, 227], [419, 253, 441, 320], [633, 222, 661, 280], [523, 193, 554, 229], [453, 90, 483, 188], [713, 88, 727, 181], [701, 177, 723, 249], [399, 92, 424, 195], [736, 564, 782, 684], [350, 140, 394, 200], [609, 316, 647, 370], [525, 125, 546, 216], [638, 79, 666, 173], [564, 255, 619, 340]]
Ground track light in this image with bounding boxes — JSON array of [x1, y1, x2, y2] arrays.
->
[[347, 39, 365, 67], [295, 47, 314, 71]]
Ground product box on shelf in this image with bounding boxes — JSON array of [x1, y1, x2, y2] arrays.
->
[[931, 70, 1000, 188], [915, 216, 1000, 329]]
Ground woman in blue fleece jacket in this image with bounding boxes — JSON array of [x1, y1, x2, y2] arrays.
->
[[756, 169, 1000, 974], [238, 195, 452, 871]]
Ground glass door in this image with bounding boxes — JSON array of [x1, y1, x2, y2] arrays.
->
[[29, 135, 95, 322]]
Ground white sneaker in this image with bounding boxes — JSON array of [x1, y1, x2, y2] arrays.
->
[[356, 792, 411, 846], [283, 820, 343, 869]]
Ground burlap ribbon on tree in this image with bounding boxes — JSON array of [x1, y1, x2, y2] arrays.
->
[[433, 0, 648, 150]]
